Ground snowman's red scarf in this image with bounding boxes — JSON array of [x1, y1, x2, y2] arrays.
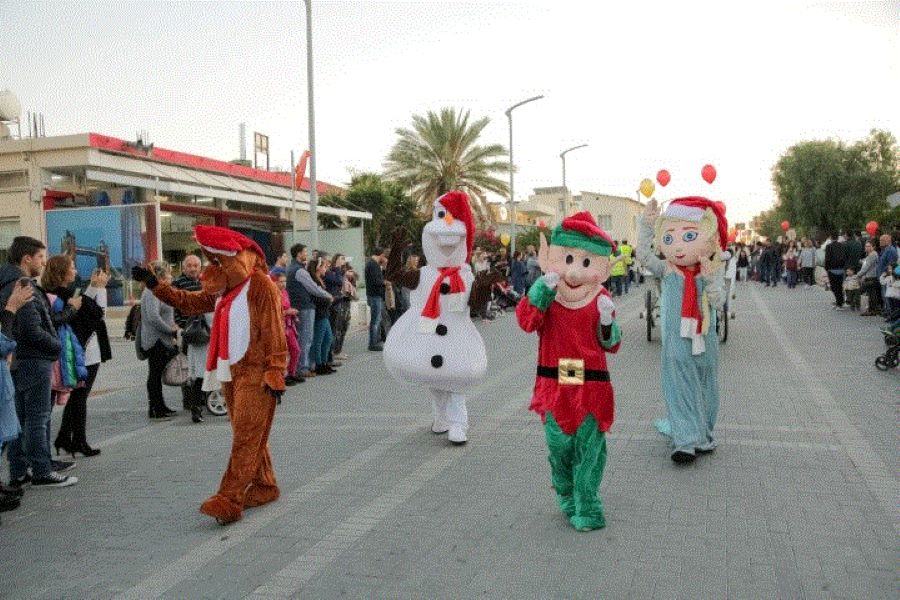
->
[[206, 275, 251, 374], [420, 266, 465, 326], [676, 264, 706, 355]]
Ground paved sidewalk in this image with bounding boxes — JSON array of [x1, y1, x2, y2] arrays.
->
[[0, 281, 896, 599]]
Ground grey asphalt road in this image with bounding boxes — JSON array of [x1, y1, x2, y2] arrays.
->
[[1, 281, 896, 599]]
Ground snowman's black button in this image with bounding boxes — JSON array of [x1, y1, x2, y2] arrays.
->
[[431, 355, 443, 368], [440, 283, 450, 294], [436, 324, 448, 336]]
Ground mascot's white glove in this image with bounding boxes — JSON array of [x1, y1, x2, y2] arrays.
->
[[597, 294, 615, 326], [540, 272, 561, 289]]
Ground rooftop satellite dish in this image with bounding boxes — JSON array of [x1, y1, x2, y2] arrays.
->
[[0, 90, 21, 122]]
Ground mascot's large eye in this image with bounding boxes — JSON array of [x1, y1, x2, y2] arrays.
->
[[582, 258, 591, 268], [683, 231, 699, 242], [565, 255, 574, 264], [437, 210, 445, 219], [663, 233, 674, 245]]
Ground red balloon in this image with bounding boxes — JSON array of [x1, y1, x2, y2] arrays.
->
[[656, 169, 671, 187], [866, 220, 879, 236], [781, 221, 790, 232], [538, 219, 546, 228], [701, 164, 717, 184]]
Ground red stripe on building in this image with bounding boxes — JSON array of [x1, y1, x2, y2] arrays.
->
[[88, 133, 342, 196]]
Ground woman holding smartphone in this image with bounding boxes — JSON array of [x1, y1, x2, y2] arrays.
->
[[41, 257, 110, 457]]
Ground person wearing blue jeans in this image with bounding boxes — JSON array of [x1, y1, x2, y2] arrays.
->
[[0, 236, 76, 488], [364, 248, 387, 351], [287, 244, 333, 377], [297, 308, 316, 375]]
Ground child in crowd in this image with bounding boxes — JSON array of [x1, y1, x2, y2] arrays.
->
[[272, 272, 302, 385], [843, 266, 861, 311]]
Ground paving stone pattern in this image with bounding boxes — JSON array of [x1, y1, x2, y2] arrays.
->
[[0, 281, 896, 599]]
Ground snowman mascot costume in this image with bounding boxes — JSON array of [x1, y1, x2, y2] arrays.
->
[[516, 212, 621, 531], [383, 190, 487, 445]]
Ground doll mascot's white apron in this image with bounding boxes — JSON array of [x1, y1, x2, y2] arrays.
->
[[635, 196, 727, 464], [383, 191, 486, 445], [516, 212, 621, 531]]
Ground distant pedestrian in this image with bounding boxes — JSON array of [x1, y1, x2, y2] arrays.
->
[[824, 233, 847, 309], [364, 248, 387, 351], [843, 267, 861, 311], [141, 261, 178, 419]]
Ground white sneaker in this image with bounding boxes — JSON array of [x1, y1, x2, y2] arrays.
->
[[431, 421, 449, 434], [448, 425, 467, 445], [32, 472, 78, 488]]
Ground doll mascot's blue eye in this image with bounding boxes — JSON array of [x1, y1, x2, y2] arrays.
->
[[682, 231, 698, 242], [663, 233, 674, 245]]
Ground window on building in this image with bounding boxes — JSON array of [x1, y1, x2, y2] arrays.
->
[[596, 214, 612, 231], [0, 171, 27, 190], [0, 218, 21, 264]]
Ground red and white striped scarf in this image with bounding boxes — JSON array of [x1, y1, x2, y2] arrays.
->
[[677, 265, 707, 355]]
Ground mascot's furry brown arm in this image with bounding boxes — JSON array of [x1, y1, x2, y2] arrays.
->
[[133, 225, 286, 524]]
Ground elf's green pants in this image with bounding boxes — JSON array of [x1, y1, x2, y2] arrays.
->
[[544, 412, 607, 531]]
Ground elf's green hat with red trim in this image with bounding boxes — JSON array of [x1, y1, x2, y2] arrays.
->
[[550, 211, 616, 256]]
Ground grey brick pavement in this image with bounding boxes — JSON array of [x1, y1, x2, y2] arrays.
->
[[0, 281, 896, 599]]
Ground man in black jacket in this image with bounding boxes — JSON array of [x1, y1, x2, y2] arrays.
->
[[824, 234, 848, 310], [0, 237, 76, 488], [172, 254, 205, 417]]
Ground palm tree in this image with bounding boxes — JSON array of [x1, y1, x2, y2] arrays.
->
[[384, 107, 510, 222]]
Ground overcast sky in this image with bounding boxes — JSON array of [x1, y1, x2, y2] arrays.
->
[[1, 1, 897, 224]]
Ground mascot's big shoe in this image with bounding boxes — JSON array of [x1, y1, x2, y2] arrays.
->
[[133, 225, 287, 524]]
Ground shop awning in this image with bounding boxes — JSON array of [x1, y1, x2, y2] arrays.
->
[[84, 167, 371, 220]]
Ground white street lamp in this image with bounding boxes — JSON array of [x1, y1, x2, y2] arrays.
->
[[505, 95, 544, 258], [560, 143, 588, 219], [305, 0, 318, 249], [560, 143, 588, 191]]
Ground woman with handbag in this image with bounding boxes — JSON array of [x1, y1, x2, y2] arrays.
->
[[181, 311, 212, 423], [141, 262, 178, 419], [40, 256, 94, 461], [43, 260, 112, 457]]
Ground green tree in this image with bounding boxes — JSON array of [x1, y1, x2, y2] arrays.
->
[[384, 107, 511, 223], [770, 129, 899, 236], [342, 173, 425, 254], [515, 224, 552, 254], [317, 193, 345, 229]]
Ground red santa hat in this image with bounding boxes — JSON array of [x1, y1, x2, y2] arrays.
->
[[663, 197, 728, 251], [551, 211, 616, 256], [437, 190, 475, 261], [194, 225, 266, 260]]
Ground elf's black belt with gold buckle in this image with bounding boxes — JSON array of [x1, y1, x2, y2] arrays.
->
[[537, 359, 609, 385]]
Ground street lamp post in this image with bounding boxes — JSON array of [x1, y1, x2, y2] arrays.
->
[[560, 143, 588, 220], [505, 95, 544, 258], [304, 0, 319, 249]]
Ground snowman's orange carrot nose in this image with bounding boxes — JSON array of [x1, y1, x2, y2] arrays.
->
[[443, 213, 455, 226]]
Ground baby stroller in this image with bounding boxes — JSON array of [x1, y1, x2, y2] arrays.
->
[[492, 280, 521, 312], [875, 326, 899, 371]]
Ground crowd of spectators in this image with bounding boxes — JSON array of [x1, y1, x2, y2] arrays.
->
[[732, 231, 899, 325]]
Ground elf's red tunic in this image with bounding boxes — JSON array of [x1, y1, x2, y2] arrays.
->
[[516, 290, 619, 435]]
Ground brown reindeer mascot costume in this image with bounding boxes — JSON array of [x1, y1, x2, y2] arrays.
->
[[132, 225, 286, 524]]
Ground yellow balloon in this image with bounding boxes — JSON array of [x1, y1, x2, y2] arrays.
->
[[500, 233, 511, 246], [639, 178, 655, 198]]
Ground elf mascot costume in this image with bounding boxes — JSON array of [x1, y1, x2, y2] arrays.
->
[[383, 190, 487, 445], [133, 225, 287, 524], [635, 197, 727, 464], [516, 212, 621, 532]]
